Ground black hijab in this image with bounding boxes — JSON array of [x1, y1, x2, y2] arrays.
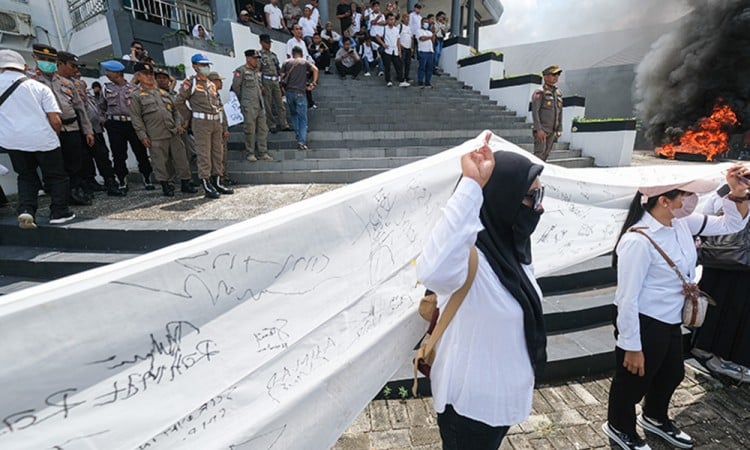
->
[[475, 151, 547, 377]]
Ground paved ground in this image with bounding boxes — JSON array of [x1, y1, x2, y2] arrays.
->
[[333, 362, 750, 449]]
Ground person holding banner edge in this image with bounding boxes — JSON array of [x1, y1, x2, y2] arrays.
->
[[416, 132, 547, 449], [604, 165, 750, 450]]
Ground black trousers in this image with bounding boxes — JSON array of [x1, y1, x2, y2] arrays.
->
[[81, 132, 115, 182], [59, 131, 84, 189], [402, 47, 412, 80], [607, 314, 684, 436], [437, 404, 510, 450], [104, 120, 152, 180], [335, 60, 363, 77], [7, 148, 69, 217], [382, 52, 403, 83], [313, 52, 331, 71]]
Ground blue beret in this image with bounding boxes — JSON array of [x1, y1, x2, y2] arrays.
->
[[101, 60, 126, 72], [191, 53, 211, 64]]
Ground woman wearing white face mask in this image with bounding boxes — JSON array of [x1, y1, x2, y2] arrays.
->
[[603, 165, 750, 450]]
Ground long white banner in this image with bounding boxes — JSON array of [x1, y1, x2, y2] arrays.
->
[[0, 133, 730, 449]]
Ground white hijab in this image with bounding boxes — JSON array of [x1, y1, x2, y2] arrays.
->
[[192, 24, 211, 40]]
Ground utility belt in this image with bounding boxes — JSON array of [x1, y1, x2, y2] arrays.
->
[[192, 112, 222, 122], [61, 117, 78, 125], [106, 114, 131, 122], [262, 75, 280, 82]]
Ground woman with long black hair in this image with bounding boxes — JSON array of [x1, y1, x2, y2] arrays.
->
[[603, 166, 750, 450], [416, 133, 547, 449]]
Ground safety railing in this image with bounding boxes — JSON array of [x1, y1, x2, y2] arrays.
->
[[68, 0, 109, 31], [122, 0, 213, 33]]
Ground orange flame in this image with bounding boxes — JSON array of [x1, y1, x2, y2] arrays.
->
[[656, 102, 739, 161]]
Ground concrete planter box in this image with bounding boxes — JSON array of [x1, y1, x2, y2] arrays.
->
[[440, 37, 471, 78], [457, 53, 504, 96], [561, 96, 586, 143], [488, 74, 542, 121], [570, 119, 637, 167]]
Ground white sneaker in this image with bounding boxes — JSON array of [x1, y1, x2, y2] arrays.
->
[[399, 81, 410, 87], [706, 356, 750, 381], [378, 71, 384, 77], [386, 82, 393, 87], [637, 415, 693, 449], [364, 72, 371, 77]]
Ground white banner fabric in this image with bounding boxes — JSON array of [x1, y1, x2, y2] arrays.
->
[[0, 132, 732, 449]]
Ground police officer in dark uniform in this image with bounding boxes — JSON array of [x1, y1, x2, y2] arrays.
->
[[259, 34, 292, 133], [531, 65, 563, 161], [100, 60, 155, 193], [30, 44, 95, 206]]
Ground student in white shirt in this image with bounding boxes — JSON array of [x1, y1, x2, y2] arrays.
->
[[416, 17, 435, 87], [417, 132, 547, 449], [357, 35, 383, 76], [298, 5, 317, 44], [350, 3, 363, 35], [368, 1, 386, 39], [376, 13, 408, 87], [264, 0, 286, 31], [604, 168, 750, 450], [408, 4, 422, 51], [399, 13, 414, 82]]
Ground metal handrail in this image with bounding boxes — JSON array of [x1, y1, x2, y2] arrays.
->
[[123, 0, 214, 33], [68, 0, 109, 31]]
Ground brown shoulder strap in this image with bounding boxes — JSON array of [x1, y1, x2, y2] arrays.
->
[[423, 246, 479, 358], [629, 227, 690, 287]]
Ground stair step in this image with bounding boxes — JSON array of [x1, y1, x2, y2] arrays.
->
[[538, 255, 616, 294], [543, 286, 615, 334], [0, 245, 141, 279], [0, 275, 46, 295]]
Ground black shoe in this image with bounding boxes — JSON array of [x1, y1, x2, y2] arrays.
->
[[637, 415, 693, 448], [602, 422, 651, 450], [181, 179, 198, 193], [142, 173, 155, 190], [86, 179, 106, 192], [105, 177, 125, 196], [212, 176, 234, 195], [201, 178, 220, 199], [117, 176, 129, 194], [49, 210, 76, 225], [161, 181, 175, 197], [282, 126, 294, 132], [70, 187, 92, 206]]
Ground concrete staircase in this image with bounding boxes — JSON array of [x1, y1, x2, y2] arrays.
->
[[226, 68, 593, 184]]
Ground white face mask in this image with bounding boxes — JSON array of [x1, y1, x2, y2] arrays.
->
[[671, 193, 698, 219], [198, 66, 211, 76]]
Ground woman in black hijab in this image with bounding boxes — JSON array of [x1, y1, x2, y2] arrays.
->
[[416, 132, 547, 449]]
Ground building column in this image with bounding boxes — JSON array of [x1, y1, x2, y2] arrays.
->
[[467, 0, 476, 48], [450, 0, 461, 39], [211, 0, 237, 45], [319, 0, 330, 27]]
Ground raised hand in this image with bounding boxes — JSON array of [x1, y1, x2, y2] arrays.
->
[[460, 131, 494, 188]]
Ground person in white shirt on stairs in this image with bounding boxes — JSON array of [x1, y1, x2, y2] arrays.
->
[[603, 167, 750, 450], [416, 132, 547, 449]]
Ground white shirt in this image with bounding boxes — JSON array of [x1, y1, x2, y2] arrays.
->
[[416, 178, 536, 427], [351, 12, 362, 33], [321, 28, 341, 42], [0, 71, 61, 152], [614, 198, 748, 351], [359, 42, 379, 62], [399, 25, 413, 50], [417, 28, 434, 52], [286, 37, 311, 61], [382, 25, 401, 56], [298, 16, 316, 37], [310, 7, 320, 27], [409, 11, 422, 36], [264, 4, 284, 29], [369, 12, 385, 37]]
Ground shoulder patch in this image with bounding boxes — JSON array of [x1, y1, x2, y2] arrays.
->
[[534, 92, 542, 99]]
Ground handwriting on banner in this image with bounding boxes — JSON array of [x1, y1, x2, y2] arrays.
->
[[266, 337, 336, 403], [0, 388, 85, 437], [253, 319, 291, 353], [138, 386, 238, 448], [349, 182, 433, 285], [230, 425, 287, 449], [112, 250, 335, 307]]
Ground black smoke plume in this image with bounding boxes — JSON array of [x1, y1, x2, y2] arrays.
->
[[634, 0, 750, 146]]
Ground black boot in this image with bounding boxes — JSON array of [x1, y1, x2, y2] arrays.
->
[[181, 179, 198, 193], [212, 176, 234, 194], [201, 178, 220, 199], [142, 173, 155, 191], [105, 177, 125, 196], [161, 181, 175, 197]]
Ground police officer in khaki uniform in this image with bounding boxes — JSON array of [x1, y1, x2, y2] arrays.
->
[[531, 65, 564, 162], [259, 34, 292, 133], [31, 45, 95, 206], [177, 53, 233, 199], [129, 63, 196, 197], [231, 49, 272, 162], [207, 71, 235, 185], [100, 60, 155, 193]]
